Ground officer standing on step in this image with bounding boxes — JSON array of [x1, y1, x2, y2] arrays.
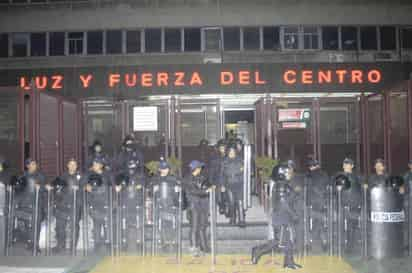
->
[[87, 140, 111, 171], [368, 158, 389, 188], [251, 163, 302, 269], [222, 145, 246, 227], [183, 160, 211, 256], [53, 158, 82, 253]]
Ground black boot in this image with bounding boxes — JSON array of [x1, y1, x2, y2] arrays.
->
[[283, 253, 302, 270], [237, 201, 246, 228], [251, 241, 276, 264]]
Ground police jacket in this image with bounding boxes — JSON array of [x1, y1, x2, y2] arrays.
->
[[15, 171, 46, 209], [368, 173, 389, 189], [222, 157, 243, 188], [54, 172, 83, 217], [271, 179, 298, 225], [305, 169, 330, 210], [152, 174, 180, 208], [208, 154, 225, 186], [81, 171, 111, 215], [334, 171, 362, 210]]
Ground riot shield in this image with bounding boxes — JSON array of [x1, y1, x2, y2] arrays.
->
[[71, 187, 78, 256], [243, 144, 252, 209], [45, 187, 53, 256], [82, 187, 89, 256], [32, 186, 40, 256], [5, 183, 14, 256], [209, 186, 217, 264]]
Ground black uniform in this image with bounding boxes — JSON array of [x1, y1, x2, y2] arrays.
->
[[289, 172, 304, 254], [81, 171, 112, 250], [222, 157, 245, 226], [54, 172, 82, 251], [13, 171, 46, 249], [208, 153, 226, 213], [304, 168, 330, 249], [183, 173, 210, 253], [152, 174, 180, 247], [251, 165, 301, 269], [86, 153, 111, 171], [368, 173, 389, 188]]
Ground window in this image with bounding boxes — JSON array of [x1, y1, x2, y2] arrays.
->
[[184, 28, 201, 52], [106, 30, 122, 54], [126, 30, 141, 53], [341, 26, 358, 50], [243, 27, 260, 50], [12, 33, 29, 57], [68, 32, 84, 55], [223, 27, 240, 51], [30, 33, 46, 56], [283, 26, 299, 49], [0, 34, 8, 58], [203, 28, 221, 51], [49, 32, 65, 56], [380, 26, 396, 50], [360, 26, 377, 50], [402, 28, 412, 49], [165, 28, 181, 52], [145, 28, 161, 53], [322, 26, 338, 50], [303, 27, 319, 49], [263, 27, 280, 50], [87, 31, 103, 54]]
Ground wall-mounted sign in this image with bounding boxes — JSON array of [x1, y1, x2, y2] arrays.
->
[[133, 106, 158, 131], [280, 121, 307, 129], [278, 108, 311, 122]]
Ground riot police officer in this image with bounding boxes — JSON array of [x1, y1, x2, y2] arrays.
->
[[53, 158, 82, 253], [368, 158, 388, 188], [152, 159, 181, 251], [86, 140, 111, 171], [208, 139, 227, 215], [183, 160, 210, 256], [82, 157, 113, 252], [117, 135, 144, 177], [251, 164, 302, 269], [14, 158, 46, 253], [222, 145, 245, 227], [304, 159, 330, 251]]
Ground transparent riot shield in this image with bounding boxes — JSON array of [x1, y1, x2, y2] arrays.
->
[[32, 186, 40, 256], [82, 187, 89, 256], [45, 187, 54, 256], [243, 145, 252, 209], [5, 183, 14, 256], [209, 186, 217, 264]]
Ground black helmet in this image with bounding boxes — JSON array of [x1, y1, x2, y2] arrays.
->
[[271, 164, 290, 181], [88, 173, 103, 187], [335, 174, 351, 190], [386, 175, 404, 189], [115, 173, 129, 187], [53, 176, 67, 191]]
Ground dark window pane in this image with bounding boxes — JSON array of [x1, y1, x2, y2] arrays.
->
[[0, 34, 8, 58], [165, 28, 181, 52], [360, 26, 377, 50], [284, 27, 299, 49], [243, 27, 260, 50], [87, 31, 103, 54], [49, 32, 65, 56], [204, 28, 221, 51], [380, 26, 396, 50], [322, 26, 338, 50], [263, 27, 280, 50], [106, 30, 122, 54], [126, 30, 141, 53], [341, 26, 358, 50], [223, 27, 240, 51], [12, 33, 28, 57], [303, 27, 319, 49], [145, 28, 161, 53], [184, 28, 201, 52], [30, 33, 46, 56], [68, 32, 84, 55], [402, 28, 412, 49]]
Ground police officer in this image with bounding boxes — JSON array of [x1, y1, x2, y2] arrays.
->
[[222, 145, 245, 227], [82, 157, 113, 251], [333, 158, 362, 253], [183, 160, 211, 256], [304, 159, 330, 251], [87, 140, 111, 171], [53, 158, 82, 253], [404, 160, 412, 190], [368, 158, 388, 188], [117, 135, 144, 177], [152, 159, 181, 251], [208, 139, 227, 215], [14, 158, 46, 253], [251, 164, 302, 269]]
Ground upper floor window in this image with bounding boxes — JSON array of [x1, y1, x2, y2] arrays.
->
[[49, 32, 65, 56], [283, 26, 299, 50], [223, 27, 240, 51], [12, 33, 29, 57], [360, 26, 377, 50], [380, 26, 396, 50], [184, 28, 201, 52], [165, 28, 181, 52], [203, 28, 222, 51], [87, 31, 103, 55], [243, 27, 260, 50], [30, 33, 46, 56], [322, 26, 339, 50], [106, 30, 122, 54], [263, 26, 280, 50], [0, 34, 9, 58], [126, 30, 141, 53], [303, 26, 319, 50], [68, 32, 84, 55], [145, 28, 161, 53], [402, 28, 412, 49], [341, 26, 358, 50]]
